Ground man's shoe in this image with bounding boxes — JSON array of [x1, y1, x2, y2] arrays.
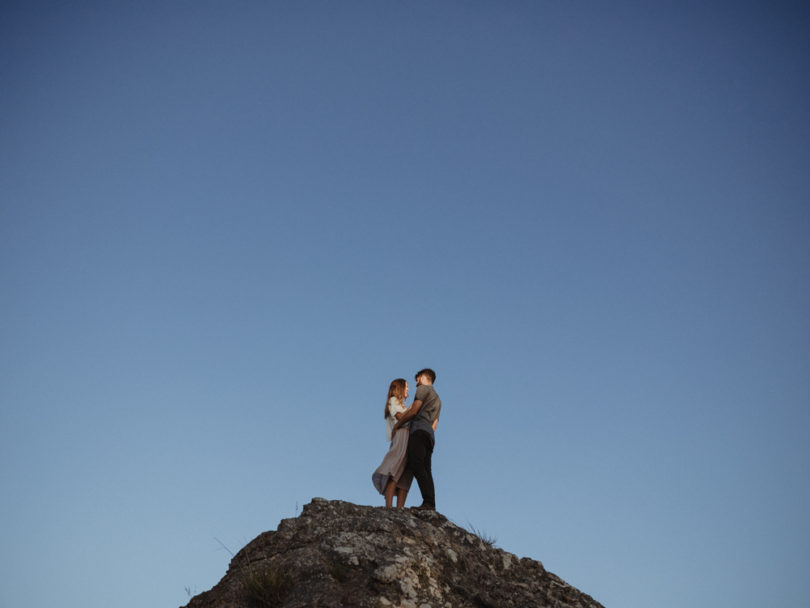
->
[[413, 503, 436, 511]]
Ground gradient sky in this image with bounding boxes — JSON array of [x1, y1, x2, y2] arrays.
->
[[2, 3, 808, 608]]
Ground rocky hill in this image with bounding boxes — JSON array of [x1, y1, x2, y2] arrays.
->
[[182, 498, 605, 608]]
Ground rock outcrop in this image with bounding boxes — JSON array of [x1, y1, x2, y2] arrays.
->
[[183, 498, 604, 608]]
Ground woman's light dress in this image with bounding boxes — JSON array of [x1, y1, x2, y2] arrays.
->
[[372, 397, 414, 494]]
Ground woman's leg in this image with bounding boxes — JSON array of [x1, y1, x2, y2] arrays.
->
[[384, 478, 396, 508], [395, 487, 408, 509]]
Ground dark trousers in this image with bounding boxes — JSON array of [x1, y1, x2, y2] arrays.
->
[[407, 430, 435, 507]]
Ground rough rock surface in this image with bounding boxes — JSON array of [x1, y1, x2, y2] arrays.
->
[[183, 498, 605, 608]]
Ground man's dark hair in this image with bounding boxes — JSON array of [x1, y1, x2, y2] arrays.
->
[[416, 368, 436, 383]]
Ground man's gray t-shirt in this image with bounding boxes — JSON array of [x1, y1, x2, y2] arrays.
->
[[410, 384, 441, 442]]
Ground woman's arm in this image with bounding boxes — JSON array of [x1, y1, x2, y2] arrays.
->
[[432, 418, 439, 432], [388, 398, 406, 421]]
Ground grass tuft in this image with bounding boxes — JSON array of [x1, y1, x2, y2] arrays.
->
[[243, 565, 293, 608], [466, 522, 498, 548]]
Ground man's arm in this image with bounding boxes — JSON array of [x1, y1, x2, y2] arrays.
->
[[392, 400, 423, 432]]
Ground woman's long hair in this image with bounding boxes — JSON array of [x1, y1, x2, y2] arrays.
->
[[384, 378, 407, 418]]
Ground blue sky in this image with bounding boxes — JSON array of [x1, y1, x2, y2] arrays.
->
[[1, 2, 808, 607]]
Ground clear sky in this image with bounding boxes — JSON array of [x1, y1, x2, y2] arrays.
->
[[2, 2, 808, 607]]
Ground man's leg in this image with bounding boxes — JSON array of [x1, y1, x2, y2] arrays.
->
[[407, 431, 435, 508]]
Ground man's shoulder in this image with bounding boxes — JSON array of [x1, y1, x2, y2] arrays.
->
[[416, 384, 437, 397]]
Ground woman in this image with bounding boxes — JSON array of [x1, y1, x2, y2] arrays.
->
[[371, 378, 414, 508]]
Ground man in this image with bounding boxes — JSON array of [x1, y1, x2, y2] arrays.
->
[[392, 368, 442, 511]]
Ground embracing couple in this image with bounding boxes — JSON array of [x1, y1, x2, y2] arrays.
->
[[372, 368, 442, 511]]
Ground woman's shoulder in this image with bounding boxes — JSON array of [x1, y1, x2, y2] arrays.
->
[[388, 396, 406, 411]]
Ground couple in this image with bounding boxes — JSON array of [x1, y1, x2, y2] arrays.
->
[[372, 368, 442, 511]]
